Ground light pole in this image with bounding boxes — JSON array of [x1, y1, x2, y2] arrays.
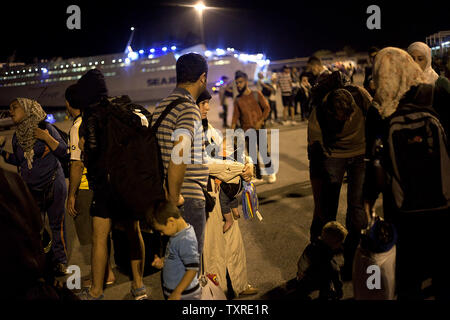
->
[[194, 1, 206, 45]]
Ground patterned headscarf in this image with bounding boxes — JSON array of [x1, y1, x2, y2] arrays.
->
[[407, 41, 439, 85], [14, 98, 47, 169], [372, 47, 427, 118]]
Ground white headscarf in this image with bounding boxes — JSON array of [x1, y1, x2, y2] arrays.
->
[[372, 47, 427, 118], [14, 98, 47, 169], [407, 41, 439, 84]]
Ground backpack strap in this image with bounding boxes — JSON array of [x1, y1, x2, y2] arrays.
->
[[151, 97, 192, 133]]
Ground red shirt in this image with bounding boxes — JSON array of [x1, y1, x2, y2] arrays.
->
[[232, 90, 270, 131]]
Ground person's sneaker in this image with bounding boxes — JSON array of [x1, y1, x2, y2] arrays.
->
[[263, 174, 277, 184], [77, 288, 104, 300], [131, 285, 148, 300], [239, 284, 258, 296], [250, 177, 265, 186], [53, 263, 69, 276]]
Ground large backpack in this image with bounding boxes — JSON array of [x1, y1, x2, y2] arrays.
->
[[101, 95, 190, 220], [386, 101, 450, 213]]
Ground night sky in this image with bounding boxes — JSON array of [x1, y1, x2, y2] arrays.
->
[[1, 0, 448, 64]]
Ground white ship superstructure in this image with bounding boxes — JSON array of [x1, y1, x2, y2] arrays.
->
[[0, 44, 269, 108]]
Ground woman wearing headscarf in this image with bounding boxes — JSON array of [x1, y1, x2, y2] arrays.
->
[[197, 90, 259, 297], [407, 42, 439, 84], [407, 42, 450, 135], [363, 47, 450, 300], [0, 98, 69, 276]]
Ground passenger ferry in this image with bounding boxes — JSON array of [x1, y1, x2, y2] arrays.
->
[[0, 44, 270, 109]]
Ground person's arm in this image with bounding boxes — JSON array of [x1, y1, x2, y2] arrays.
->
[[167, 136, 187, 206], [34, 127, 60, 152], [67, 160, 84, 217], [36, 123, 68, 157], [258, 92, 271, 120], [1, 136, 18, 165], [169, 103, 199, 206], [231, 99, 240, 130]]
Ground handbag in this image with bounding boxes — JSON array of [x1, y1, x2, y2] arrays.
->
[[199, 254, 227, 300]]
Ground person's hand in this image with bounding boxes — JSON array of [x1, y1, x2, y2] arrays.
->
[[168, 291, 182, 300], [241, 163, 254, 182], [369, 80, 376, 91], [151, 255, 164, 269], [364, 200, 375, 223], [176, 194, 184, 207], [168, 193, 184, 207], [34, 127, 50, 141], [255, 119, 264, 130], [66, 195, 78, 217]]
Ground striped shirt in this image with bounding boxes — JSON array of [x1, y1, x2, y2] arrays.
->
[[152, 87, 209, 200], [278, 72, 293, 96]]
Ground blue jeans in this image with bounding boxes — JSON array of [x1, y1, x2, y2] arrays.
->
[[179, 198, 206, 255], [310, 155, 367, 270]]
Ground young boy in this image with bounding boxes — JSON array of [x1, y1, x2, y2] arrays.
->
[[295, 221, 348, 300], [150, 201, 202, 300]]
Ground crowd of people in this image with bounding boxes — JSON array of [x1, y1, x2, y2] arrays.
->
[[0, 39, 449, 301]]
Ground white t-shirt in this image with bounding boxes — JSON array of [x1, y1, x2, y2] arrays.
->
[[69, 115, 89, 190]]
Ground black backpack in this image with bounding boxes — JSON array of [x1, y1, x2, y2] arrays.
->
[[101, 95, 190, 220], [386, 98, 450, 213]]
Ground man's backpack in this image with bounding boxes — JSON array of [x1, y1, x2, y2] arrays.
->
[[102, 95, 190, 220], [386, 101, 450, 213]]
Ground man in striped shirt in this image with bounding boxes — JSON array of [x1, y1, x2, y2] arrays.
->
[[152, 53, 209, 255], [278, 65, 297, 125]]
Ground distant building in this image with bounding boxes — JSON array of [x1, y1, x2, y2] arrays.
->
[[426, 31, 450, 58]]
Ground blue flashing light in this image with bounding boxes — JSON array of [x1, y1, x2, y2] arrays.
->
[[162, 47, 168, 52], [171, 46, 177, 51], [216, 48, 225, 55], [41, 68, 48, 73], [148, 54, 154, 59], [150, 48, 155, 53], [125, 58, 131, 64], [46, 114, 56, 124], [205, 50, 212, 57], [128, 51, 139, 61], [139, 49, 144, 54]]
